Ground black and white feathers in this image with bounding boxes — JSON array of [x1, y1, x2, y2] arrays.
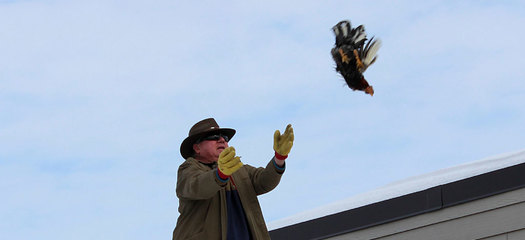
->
[[331, 20, 381, 95]]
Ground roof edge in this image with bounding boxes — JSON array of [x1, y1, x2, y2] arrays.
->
[[270, 159, 525, 239]]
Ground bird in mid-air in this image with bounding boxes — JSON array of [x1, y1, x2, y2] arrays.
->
[[331, 20, 381, 96]]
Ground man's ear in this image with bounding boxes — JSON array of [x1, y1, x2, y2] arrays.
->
[[192, 143, 200, 155]]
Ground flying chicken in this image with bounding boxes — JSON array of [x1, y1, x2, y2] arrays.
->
[[331, 20, 381, 96]]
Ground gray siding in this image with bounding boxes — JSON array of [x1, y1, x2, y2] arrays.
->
[[327, 187, 525, 240], [482, 228, 525, 240]]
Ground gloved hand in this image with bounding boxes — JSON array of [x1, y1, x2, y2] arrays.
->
[[218, 146, 243, 177], [273, 124, 294, 160]]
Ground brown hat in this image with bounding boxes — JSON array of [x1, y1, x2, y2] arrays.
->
[[180, 118, 236, 159]]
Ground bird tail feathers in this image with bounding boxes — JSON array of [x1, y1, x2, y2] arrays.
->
[[332, 20, 368, 47]]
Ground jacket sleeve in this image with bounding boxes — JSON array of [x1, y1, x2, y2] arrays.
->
[[176, 159, 226, 200], [245, 157, 285, 195]]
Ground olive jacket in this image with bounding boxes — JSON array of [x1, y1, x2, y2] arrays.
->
[[172, 157, 285, 240]]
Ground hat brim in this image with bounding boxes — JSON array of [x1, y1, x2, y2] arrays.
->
[[180, 128, 236, 159]]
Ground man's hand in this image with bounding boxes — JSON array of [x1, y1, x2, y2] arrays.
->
[[218, 146, 243, 176], [273, 124, 294, 160]]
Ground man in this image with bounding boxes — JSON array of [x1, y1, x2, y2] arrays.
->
[[173, 118, 294, 240]]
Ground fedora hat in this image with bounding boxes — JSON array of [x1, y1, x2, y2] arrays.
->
[[180, 118, 236, 159]]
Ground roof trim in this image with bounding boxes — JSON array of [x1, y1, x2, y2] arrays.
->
[[269, 162, 525, 240]]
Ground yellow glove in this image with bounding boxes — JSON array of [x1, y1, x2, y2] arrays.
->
[[218, 146, 243, 177], [273, 124, 294, 159]]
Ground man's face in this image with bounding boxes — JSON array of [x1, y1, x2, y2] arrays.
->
[[192, 134, 229, 163]]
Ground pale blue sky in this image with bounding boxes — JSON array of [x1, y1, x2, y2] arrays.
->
[[1, 0, 525, 239]]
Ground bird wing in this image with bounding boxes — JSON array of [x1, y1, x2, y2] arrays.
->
[[359, 36, 381, 73]]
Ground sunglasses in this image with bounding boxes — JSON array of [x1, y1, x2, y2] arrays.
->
[[196, 134, 230, 144]]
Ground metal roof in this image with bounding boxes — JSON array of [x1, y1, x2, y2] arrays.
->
[[269, 149, 525, 239]]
